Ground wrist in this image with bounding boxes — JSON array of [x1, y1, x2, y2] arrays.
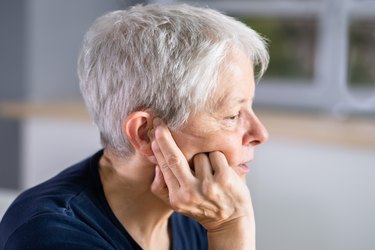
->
[[207, 216, 255, 250]]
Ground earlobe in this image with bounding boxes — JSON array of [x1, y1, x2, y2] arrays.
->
[[123, 111, 155, 162]]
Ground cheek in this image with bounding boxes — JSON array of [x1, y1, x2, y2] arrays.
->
[[171, 132, 205, 162], [171, 129, 244, 166], [196, 133, 244, 167], [217, 137, 243, 166]]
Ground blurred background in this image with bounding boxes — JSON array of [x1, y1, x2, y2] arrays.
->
[[0, 0, 374, 249]]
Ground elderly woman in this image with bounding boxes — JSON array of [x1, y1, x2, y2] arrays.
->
[[0, 4, 268, 250]]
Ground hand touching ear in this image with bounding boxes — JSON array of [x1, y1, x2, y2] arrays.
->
[[150, 118, 255, 250]]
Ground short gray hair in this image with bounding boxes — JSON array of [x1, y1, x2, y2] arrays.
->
[[78, 4, 268, 157]]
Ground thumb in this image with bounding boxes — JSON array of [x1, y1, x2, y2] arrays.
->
[[151, 165, 170, 204]]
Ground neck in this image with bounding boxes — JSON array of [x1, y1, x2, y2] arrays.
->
[[99, 149, 172, 249]]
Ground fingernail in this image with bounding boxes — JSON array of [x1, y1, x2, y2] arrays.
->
[[151, 140, 159, 151]]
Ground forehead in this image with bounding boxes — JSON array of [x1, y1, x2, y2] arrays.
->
[[210, 48, 255, 110]]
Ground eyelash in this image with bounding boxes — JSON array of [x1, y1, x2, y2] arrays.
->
[[227, 112, 241, 120]]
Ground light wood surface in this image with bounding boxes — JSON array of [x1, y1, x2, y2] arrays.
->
[[1, 102, 375, 149], [0, 102, 90, 121], [257, 109, 375, 149]]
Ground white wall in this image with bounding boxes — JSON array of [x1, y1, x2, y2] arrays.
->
[[25, 0, 125, 101], [21, 118, 101, 188]]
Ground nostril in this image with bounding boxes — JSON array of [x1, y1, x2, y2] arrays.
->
[[244, 120, 268, 146], [251, 140, 261, 146]]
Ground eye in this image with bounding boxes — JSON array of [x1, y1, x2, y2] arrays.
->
[[226, 112, 241, 120]]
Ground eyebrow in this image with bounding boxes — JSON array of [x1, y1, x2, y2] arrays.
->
[[213, 94, 252, 110], [235, 97, 248, 104]]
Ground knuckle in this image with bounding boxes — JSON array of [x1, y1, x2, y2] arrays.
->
[[217, 209, 230, 220], [202, 181, 217, 200], [167, 155, 180, 168], [169, 190, 199, 212], [159, 162, 170, 172], [215, 173, 231, 187]]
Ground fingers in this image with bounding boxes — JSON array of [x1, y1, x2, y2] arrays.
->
[[151, 140, 180, 189], [149, 121, 253, 230], [151, 118, 194, 188], [208, 151, 229, 175], [194, 154, 213, 180]]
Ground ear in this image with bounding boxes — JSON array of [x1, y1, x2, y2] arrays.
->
[[123, 111, 156, 163]]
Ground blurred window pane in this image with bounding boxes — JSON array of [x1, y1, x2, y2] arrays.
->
[[348, 19, 375, 88], [238, 16, 317, 82]]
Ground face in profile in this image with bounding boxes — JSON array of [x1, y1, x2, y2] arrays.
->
[[170, 48, 269, 181]]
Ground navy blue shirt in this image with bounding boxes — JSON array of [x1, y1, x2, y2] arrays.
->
[[0, 150, 208, 249]]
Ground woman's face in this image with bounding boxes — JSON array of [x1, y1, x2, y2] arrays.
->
[[171, 49, 268, 180]]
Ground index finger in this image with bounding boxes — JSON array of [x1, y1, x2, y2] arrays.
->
[[152, 119, 194, 186]]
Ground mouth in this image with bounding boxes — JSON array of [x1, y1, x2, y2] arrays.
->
[[236, 161, 252, 175]]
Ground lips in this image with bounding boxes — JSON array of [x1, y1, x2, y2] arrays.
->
[[236, 161, 252, 175]]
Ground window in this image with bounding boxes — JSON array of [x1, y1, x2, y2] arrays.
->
[[348, 18, 375, 89], [239, 16, 317, 82], [154, 0, 375, 115]]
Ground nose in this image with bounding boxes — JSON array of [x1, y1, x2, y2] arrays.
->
[[243, 112, 269, 146]]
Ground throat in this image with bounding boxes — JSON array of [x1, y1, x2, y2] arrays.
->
[[131, 216, 173, 250], [109, 191, 173, 250]]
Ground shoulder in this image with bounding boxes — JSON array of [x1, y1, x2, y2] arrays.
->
[[3, 213, 112, 250], [0, 151, 107, 249], [2, 150, 103, 217]]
